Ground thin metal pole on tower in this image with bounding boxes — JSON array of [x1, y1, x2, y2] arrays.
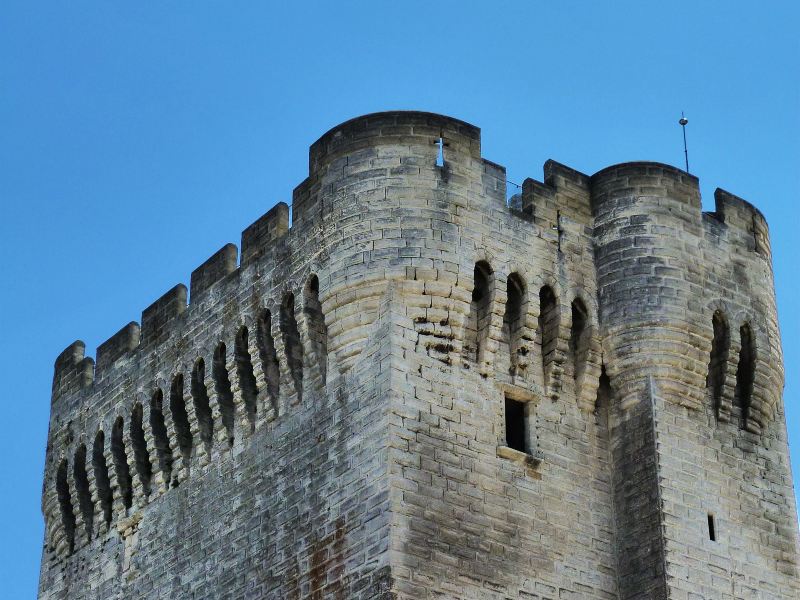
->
[[679, 111, 689, 173]]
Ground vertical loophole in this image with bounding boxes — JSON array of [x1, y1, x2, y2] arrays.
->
[[213, 342, 236, 446], [149, 389, 173, 487], [169, 374, 193, 461], [281, 292, 303, 399], [464, 261, 493, 364], [56, 459, 76, 554], [256, 309, 280, 412], [707, 310, 730, 418], [235, 326, 259, 429], [92, 430, 113, 527], [538, 285, 559, 384], [191, 359, 214, 446], [503, 273, 525, 376], [707, 514, 716, 541], [570, 298, 590, 382], [594, 364, 613, 444], [111, 417, 132, 510], [130, 403, 152, 497], [304, 275, 328, 383], [73, 444, 93, 540], [595, 365, 612, 413], [734, 322, 755, 429]]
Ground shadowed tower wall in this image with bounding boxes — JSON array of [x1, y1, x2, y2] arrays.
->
[[39, 112, 799, 599]]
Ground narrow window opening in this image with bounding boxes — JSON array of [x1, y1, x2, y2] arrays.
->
[[56, 459, 76, 554], [595, 365, 612, 413], [570, 298, 590, 382], [213, 342, 236, 446], [169, 374, 193, 461], [73, 444, 94, 540], [281, 292, 304, 399], [191, 359, 214, 446], [707, 513, 716, 541], [256, 309, 281, 412], [464, 261, 493, 364], [111, 417, 132, 510], [130, 403, 152, 496], [539, 285, 559, 384], [435, 136, 445, 167], [92, 430, 113, 527], [235, 326, 259, 429], [503, 273, 526, 376], [149, 389, 174, 487], [504, 397, 527, 453], [707, 310, 730, 418], [734, 323, 755, 429], [304, 275, 329, 383], [594, 364, 613, 441]]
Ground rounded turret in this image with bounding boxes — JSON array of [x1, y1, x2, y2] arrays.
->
[[590, 162, 706, 409], [296, 111, 487, 374], [590, 161, 782, 431]]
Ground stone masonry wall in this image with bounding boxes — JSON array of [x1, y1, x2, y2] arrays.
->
[[40, 112, 799, 599]]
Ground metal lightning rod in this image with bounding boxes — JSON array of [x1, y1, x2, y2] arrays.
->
[[679, 111, 689, 173]]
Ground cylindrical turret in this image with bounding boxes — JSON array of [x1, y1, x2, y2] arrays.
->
[[591, 162, 707, 410], [297, 111, 483, 374]]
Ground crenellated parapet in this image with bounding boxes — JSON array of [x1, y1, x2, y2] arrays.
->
[[39, 112, 795, 600]]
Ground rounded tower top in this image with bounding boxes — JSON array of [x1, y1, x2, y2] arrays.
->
[[589, 160, 702, 217], [308, 111, 482, 174]]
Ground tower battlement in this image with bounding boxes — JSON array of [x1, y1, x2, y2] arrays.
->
[[40, 112, 798, 599]]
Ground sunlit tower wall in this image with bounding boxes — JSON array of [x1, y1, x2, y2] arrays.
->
[[39, 112, 799, 599]]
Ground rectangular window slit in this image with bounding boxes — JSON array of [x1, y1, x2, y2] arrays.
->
[[707, 513, 716, 541], [505, 397, 527, 453]]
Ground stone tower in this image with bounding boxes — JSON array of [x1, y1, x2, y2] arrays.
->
[[39, 112, 799, 599]]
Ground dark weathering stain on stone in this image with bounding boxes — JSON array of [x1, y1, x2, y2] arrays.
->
[[309, 517, 347, 599]]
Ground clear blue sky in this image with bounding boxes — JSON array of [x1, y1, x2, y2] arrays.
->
[[1, 2, 797, 597]]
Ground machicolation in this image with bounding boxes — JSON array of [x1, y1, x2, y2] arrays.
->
[[40, 111, 799, 599]]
